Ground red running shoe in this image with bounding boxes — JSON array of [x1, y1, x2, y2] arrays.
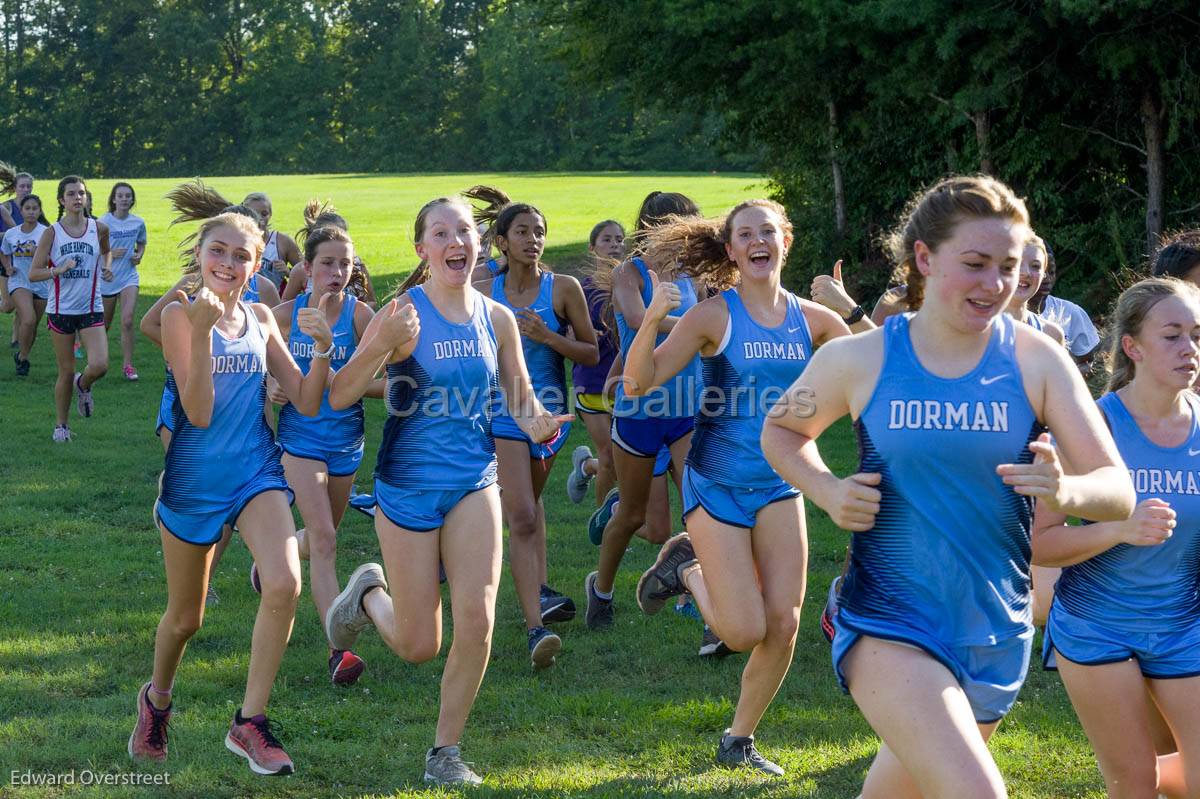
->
[[329, 649, 365, 686], [225, 711, 294, 775], [128, 682, 171, 762]]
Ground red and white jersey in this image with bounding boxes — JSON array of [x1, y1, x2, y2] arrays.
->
[[49, 218, 102, 314]]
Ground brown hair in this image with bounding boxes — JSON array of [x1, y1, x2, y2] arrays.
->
[[1105, 277, 1200, 393], [885, 175, 1030, 311], [464, 185, 511, 261], [634, 199, 792, 291], [181, 213, 266, 293], [395, 196, 476, 295], [1151, 229, 1200, 281], [0, 162, 27, 195]]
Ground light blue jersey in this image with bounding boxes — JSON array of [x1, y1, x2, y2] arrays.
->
[[612, 257, 700, 419], [376, 286, 500, 490], [157, 304, 288, 543], [491, 271, 567, 416], [689, 287, 813, 488], [277, 293, 365, 473], [98, 212, 146, 294], [243, 273, 262, 304], [840, 313, 1044, 646], [1054, 393, 1200, 631]]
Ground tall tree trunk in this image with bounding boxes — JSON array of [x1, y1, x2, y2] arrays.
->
[[827, 98, 846, 240], [1141, 85, 1164, 255], [973, 110, 993, 175]]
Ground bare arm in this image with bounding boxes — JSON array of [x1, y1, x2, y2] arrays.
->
[[613, 260, 682, 334], [623, 272, 719, 396], [162, 297, 219, 428], [329, 297, 418, 410], [259, 299, 331, 417], [97, 221, 113, 282], [281, 264, 307, 302], [140, 277, 193, 347], [27, 227, 57, 281], [256, 276, 281, 308], [1032, 497, 1174, 567], [494, 303, 571, 442], [518, 274, 598, 366]]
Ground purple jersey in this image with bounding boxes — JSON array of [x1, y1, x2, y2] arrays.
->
[[571, 276, 617, 395]]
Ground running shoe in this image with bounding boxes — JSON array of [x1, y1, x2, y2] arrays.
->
[[74, 372, 93, 417], [566, 445, 594, 504], [819, 575, 842, 644], [636, 533, 697, 615], [124, 364, 139, 381], [15, 358, 29, 377], [527, 626, 562, 671], [329, 649, 365, 686], [325, 563, 387, 650], [588, 487, 619, 546], [128, 682, 171, 762], [424, 745, 483, 786], [348, 491, 377, 518], [716, 729, 784, 776], [225, 710, 294, 775], [539, 584, 576, 624], [52, 424, 72, 443], [584, 570, 614, 630], [205, 584, 220, 607], [699, 625, 734, 658], [674, 596, 702, 624]]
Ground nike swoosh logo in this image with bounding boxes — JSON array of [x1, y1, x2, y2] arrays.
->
[[980, 374, 1008, 386], [1190, 448, 1200, 457], [788, 325, 804, 333]]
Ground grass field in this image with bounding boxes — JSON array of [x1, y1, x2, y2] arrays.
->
[[0, 172, 1105, 798]]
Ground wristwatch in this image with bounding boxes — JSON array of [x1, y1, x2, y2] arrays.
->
[[312, 342, 335, 360], [843, 305, 866, 325]]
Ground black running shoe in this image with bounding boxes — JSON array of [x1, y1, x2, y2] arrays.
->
[[716, 729, 784, 776], [15, 358, 29, 376], [539, 584, 576, 624], [528, 626, 562, 671], [699, 625, 733, 658], [636, 533, 697, 616], [584, 571, 614, 630]]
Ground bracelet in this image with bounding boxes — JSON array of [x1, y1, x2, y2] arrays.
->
[[843, 305, 866, 325], [312, 342, 335, 360]]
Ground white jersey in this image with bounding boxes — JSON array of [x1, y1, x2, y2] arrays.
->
[[258, 231, 286, 289], [2, 222, 49, 298], [98, 212, 146, 293], [1037, 295, 1100, 357], [49, 218, 103, 315]]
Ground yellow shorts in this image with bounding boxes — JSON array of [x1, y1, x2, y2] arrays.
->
[[574, 391, 613, 415]]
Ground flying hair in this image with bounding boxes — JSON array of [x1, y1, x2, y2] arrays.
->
[[464, 185, 511, 259], [0, 162, 19, 196]]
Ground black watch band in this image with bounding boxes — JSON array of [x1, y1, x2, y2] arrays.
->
[[843, 305, 866, 325]]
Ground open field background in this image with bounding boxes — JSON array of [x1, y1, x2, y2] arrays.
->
[[0, 173, 1102, 797]]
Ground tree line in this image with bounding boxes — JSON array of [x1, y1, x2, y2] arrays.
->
[[549, 0, 1200, 309], [0, 0, 750, 179]]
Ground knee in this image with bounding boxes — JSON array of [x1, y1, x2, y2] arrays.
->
[[121, 316, 135, 333], [452, 605, 495, 648], [306, 524, 338, 561], [612, 503, 645, 532], [935, 767, 1006, 799], [1100, 760, 1158, 799], [90, 360, 108, 378], [505, 504, 539, 538], [721, 620, 767, 653], [258, 567, 302, 606], [392, 631, 440, 664], [643, 522, 670, 546], [162, 609, 203, 641], [763, 606, 800, 646]]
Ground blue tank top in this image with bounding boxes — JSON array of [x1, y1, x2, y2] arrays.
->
[[689, 288, 813, 487], [1022, 310, 1043, 331], [160, 304, 282, 506], [277, 292, 364, 454], [376, 286, 500, 490], [612, 257, 700, 419], [1054, 392, 1200, 631], [491, 270, 568, 415], [486, 258, 502, 276], [243, 273, 261, 304], [840, 313, 1044, 645]]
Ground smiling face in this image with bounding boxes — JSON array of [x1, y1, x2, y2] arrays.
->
[[724, 205, 791, 282], [496, 211, 546, 269], [1012, 241, 1046, 308], [1125, 293, 1200, 391], [308, 239, 354, 296], [917, 216, 1026, 333], [195, 223, 261, 297], [590, 224, 625, 262], [415, 202, 479, 288]]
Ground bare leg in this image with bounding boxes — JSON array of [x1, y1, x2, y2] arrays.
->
[[150, 526, 216, 708], [580, 411, 616, 504], [282, 453, 355, 621], [496, 438, 554, 629], [78, 324, 108, 389]]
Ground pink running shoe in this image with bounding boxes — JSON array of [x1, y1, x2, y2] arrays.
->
[[128, 682, 171, 762], [329, 649, 365, 686], [124, 364, 139, 381], [225, 711, 294, 775]]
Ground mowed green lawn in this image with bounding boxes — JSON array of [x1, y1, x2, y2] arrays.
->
[[0, 173, 1103, 798]]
